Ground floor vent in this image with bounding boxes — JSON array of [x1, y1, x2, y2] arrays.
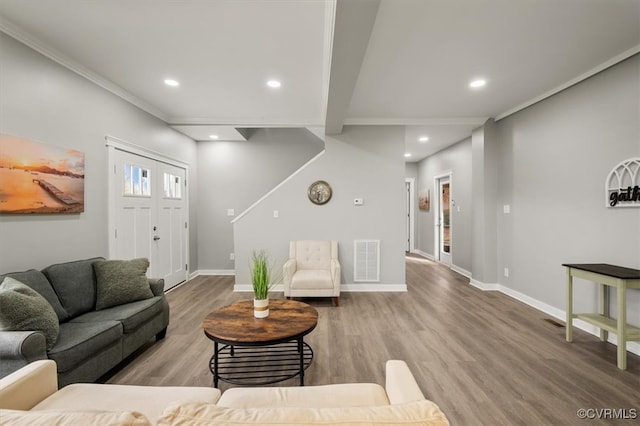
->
[[354, 240, 380, 282], [543, 318, 565, 328]]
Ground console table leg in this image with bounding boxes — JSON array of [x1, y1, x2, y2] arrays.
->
[[566, 269, 573, 342], [617, 280, 627, 370], [599, 284, 609, 342]]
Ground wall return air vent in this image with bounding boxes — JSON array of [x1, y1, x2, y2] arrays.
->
[[354, 240, 380, 282]]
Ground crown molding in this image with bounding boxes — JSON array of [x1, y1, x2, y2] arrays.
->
[[495, 44, 640, 121], [0, 16, 170, 123], [167, 117, 324, 127], [342, 117, 488, 126]]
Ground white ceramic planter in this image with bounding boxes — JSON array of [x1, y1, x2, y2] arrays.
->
[[253, 298, 269, 318]]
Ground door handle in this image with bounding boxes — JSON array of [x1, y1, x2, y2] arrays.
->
[[153, 236, 160, 241]]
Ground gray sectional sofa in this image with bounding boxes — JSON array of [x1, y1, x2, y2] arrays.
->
[[0, 257, 169, 387]]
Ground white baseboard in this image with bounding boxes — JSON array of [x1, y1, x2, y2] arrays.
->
[[471, 279, 640, 357], [342, 283, 407, 292], [451, 265, 471, 279], [233, 283, 407, 293], [411, 249, 434, 261], [193, 269, 235, 277], [409, 251, 470, 279], [469, 278, 500, 291]]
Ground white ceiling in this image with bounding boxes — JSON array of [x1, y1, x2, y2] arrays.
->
[[0, 0, 638, 161]]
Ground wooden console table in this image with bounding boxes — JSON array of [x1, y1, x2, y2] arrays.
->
[[563, 263, 640, 370]]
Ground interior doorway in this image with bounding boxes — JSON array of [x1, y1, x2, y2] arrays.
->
[[107, 140, 188, 290], [434, 173, 452, 266], [405, 178, 415, 253]]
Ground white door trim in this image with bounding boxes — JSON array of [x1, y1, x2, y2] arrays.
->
[[405, 178, 415, 252], [105, 135, 188, 169], [433, 171, 452, 264], [105, 136, 189, 282]]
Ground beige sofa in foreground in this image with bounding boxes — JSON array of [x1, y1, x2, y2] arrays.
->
[[0, 359, 449, 425]]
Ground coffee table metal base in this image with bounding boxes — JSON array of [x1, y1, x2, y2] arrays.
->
[[210, 339, 313, 387]]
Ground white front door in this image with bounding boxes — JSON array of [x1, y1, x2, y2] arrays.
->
[[155, 161, 187, 288], [110, 148, 187, 290]]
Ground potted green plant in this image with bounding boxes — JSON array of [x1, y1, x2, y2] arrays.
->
[[251, 250, 274, 318]]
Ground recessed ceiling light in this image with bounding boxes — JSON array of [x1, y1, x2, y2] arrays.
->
[[164, 79, 179, 87], [209, 134, 219, 140], [419, 136, 429, 142], [469, 79, 487, 88], [404, 153, 412, 158], [267, 80, 281, 88]]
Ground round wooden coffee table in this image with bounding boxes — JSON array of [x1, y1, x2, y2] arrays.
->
[[203, 299, 318, 387]]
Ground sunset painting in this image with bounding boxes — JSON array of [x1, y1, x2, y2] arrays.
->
[[0, 134, 85, 214]]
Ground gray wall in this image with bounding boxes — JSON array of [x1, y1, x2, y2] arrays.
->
[[233, 125, 406, 287], [197, 128, 324, 271], [415, 55, 639, 333], [496, 55, 640, 325], [415, 138, 473, 274], [405, 162, 418, 180], [471, 120, 499, 284], [0, 33, 199, 272]]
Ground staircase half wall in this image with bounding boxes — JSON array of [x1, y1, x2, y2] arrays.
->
[[233, 125, 407, 291]]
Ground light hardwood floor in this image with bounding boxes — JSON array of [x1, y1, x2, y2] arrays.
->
[[106, 254, 639, 425]]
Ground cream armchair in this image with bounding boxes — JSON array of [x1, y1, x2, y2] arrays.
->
[[283, 240, 341, 306]]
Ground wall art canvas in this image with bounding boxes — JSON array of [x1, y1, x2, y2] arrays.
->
[[0, 134, 85, 214], [418, 188, 430, 211]]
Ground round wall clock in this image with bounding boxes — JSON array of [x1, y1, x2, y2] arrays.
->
[[307, 180, 332, 205]]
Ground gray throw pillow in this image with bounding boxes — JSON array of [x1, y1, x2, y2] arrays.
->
[[94, 258, 154, 310], [0, 276, 60, 350]]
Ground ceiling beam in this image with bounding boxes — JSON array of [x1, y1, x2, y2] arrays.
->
[[324, 0, 380, 135]]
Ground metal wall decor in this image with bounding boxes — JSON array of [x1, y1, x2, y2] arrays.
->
[[307, 180, 332, 205], [606, 157, 640, 208]]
